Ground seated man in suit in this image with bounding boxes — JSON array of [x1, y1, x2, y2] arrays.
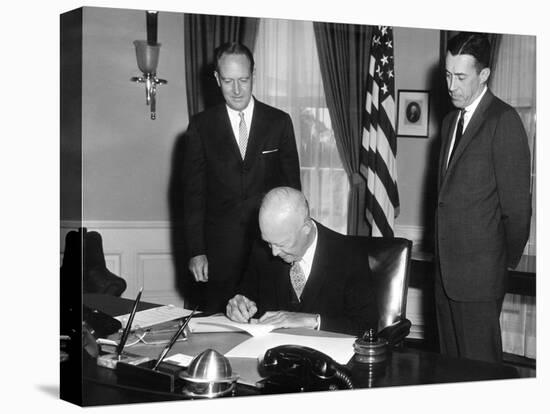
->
[[226, 187, 378, 336]]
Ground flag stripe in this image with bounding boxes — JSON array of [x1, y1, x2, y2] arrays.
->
[[361, 26, 399, 237], [360, 144, 399, 207], [361, 164, 394, 237]]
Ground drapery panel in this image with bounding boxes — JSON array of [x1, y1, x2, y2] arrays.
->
[[313, 22, 372, 235], [253, 18, 350, 234], [490, 33, 536, 359], [184, 13, 259, 117]]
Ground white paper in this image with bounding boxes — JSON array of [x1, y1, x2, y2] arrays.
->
[[189, 315, 276, 337], [224, 332, 356, 365], [164, 353, 195, 367], [115, 305, 192, 329]]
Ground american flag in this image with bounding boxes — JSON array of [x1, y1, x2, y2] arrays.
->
[[361, 25, 399, 237]]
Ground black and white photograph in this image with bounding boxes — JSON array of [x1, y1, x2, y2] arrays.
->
[[397, 90, 430, 137], [6, 1, 546, 414]]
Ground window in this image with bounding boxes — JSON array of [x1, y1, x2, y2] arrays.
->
[[490, 33, 536, 359], [253, 18, 349, 234]]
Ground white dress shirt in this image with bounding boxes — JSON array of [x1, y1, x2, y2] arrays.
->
[[446, 86, 488, 167], [225, 98, 254, 145], [295, 221, 318, 283]]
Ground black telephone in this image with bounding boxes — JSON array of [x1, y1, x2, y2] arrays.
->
[[259, 345, 353, 393]]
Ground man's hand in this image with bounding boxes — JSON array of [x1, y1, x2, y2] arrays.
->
[[259, 311, 318, 329], [226, 294, 258, 323], [188, 255, 208, 282]]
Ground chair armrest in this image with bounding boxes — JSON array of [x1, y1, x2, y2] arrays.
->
[[378, 319, 412, 347]]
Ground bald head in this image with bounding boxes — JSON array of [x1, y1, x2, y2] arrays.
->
[[260, 187, 308, 225], [259, 187, 314, 263]]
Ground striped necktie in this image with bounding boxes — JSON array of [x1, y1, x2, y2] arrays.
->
[[238, 112, 248, 159]]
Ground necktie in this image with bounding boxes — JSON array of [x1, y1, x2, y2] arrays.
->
[[449, 109, 466, 163], [238, 112, 248, 159], [289, 261, 306, 301]]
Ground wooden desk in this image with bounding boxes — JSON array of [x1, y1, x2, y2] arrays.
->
[[73, 294, 519, 406]]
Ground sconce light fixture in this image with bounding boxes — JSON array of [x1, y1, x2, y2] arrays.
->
[[131, 11, 167, 120]]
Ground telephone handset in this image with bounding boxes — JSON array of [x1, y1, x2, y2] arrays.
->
[[259, 345, 353, 392]]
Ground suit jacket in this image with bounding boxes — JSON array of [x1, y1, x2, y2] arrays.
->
[[237, 222, 379, 336], [436, 89, 531, 301], [182, 98, 301, 285]]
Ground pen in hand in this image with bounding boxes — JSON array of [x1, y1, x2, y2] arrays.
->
[[240, 299, 257, 323], [116, 287, 143, 358], [152, 306, 198, 370]]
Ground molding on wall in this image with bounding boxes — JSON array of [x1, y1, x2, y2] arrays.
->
[[394, 224, 425, 251], [60, 221, 535, 253], [62, 221, 423, 233], [61, 220, 171, 229], [104, 252, 122, 277], [60, 221, 179, 305]]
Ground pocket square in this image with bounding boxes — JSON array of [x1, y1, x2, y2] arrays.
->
[[262, 149, 279, 154]]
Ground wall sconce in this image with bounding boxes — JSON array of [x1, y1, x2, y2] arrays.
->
[[131, 11, 167, 120]]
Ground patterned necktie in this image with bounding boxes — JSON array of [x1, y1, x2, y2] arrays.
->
[[238, 112, 248, 159], [449, 109, 466, 163], [290, 261, 306, 301]]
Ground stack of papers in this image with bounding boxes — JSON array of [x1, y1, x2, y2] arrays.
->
[[115, 305, 192, 330]]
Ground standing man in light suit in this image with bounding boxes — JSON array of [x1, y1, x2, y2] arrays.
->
[[182, 42, 301, 313], [435, 32, 531, 363]]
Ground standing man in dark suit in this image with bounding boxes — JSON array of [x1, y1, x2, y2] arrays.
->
[[435, 32, 531, 362], [226, 187, 378, 336], [182, 43, 301, 313]]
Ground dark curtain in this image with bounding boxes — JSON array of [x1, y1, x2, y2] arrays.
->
[[184, 13, 259, 117], [313, 22, 372, 236]]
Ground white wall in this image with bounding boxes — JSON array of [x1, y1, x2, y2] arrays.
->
[[393, 26, 443, 250], [81, 6, 188, 221]]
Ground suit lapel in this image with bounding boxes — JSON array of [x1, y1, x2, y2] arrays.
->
[[439, 112, 457, 186], [243, 99, 268, 167], [214, 104, 244, 162], [300, 223, 329, 307], [441, 90, 495, 185], [276, 260, 292, 304]]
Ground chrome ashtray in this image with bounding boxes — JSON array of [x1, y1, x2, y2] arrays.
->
[[179, 349, 239, 398]]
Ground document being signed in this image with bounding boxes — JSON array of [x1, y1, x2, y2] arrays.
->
[[189, 315, 276, 337]]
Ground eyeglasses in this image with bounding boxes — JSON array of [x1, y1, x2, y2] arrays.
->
[[126, 327, 189, 346], [97, 320, 189, 351]]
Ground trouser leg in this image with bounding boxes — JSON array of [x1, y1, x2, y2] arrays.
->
[[434, 273, 460, 358], [449, 298, 504, 363]]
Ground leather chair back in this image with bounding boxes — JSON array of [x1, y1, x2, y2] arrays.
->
[[359, 237, 412, 332], [62, 228, 127, 297]]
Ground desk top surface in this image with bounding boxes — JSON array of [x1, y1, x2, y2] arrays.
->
[[79, 294, 520, 406]]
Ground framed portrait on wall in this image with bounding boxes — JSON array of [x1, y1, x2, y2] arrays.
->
[[397, 90, 430, 137]]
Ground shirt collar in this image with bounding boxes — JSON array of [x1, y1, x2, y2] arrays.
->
[[463, 85, 487, 117], [298, 221, 318, 279], [225, 96, 254, 120]]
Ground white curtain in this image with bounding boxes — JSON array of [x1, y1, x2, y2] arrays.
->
[[253, 18, 349, 234], [490, 34, 536, 359]]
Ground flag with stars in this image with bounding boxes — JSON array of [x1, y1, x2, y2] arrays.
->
[[361, 25, 399, 237]]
